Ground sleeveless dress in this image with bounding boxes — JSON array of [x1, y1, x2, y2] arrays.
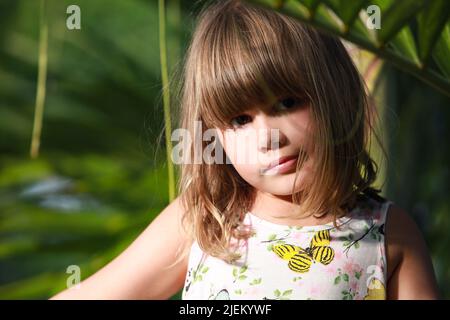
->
[[182, 194, 393, 300]]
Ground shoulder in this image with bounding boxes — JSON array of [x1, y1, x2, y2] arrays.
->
[[148, 195, 193, 254], [384, 204, 416, 277], [119, 195, 193, 298], [153, 195, 188, 233], [384, 203, 440, 299], [385, 203, 421, 247]]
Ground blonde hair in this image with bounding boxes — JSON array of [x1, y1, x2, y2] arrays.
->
[[172, 0, 387, 263]]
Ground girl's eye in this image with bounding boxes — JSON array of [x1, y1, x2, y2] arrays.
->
[[229, 97, 307, 128], [230, 114, 252, 128], [274, 97, 307, 111]]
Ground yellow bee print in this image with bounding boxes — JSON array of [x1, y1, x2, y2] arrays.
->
[[272, 230, 335, 273]]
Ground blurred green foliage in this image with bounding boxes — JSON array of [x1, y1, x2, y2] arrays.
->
[[0, 0, 449, 300], [0, 154, 170, 299], [0, 0, 190, 299], [374, 63, 450, 299]]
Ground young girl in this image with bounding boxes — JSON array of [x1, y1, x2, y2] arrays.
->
[[51, 0, 439, 300]]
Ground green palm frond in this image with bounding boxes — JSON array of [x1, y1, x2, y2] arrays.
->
[[247, 0, 450, 97]]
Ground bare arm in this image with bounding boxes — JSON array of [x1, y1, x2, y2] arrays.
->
[[50, 196, 190, 300], [386, 204, 440, 299]]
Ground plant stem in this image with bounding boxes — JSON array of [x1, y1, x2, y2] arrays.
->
[[159, 0, 176, 201], [30, 0, 48, 159]]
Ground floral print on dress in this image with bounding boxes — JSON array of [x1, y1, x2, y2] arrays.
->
[[182, 195, 393, 300]]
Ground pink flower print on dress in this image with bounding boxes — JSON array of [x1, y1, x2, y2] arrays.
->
[[343, 262, 354, 274], [334, 250, 343, 260], [372, 210, 381, 221], [308, 284, 321, 296], [245, 286, 261, 297], [352, 263, 363, 273], [325, 264, 336, 275], [291, 232, 304, 243]]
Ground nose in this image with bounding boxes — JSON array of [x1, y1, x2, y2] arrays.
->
[[254, 114, 287, 152]]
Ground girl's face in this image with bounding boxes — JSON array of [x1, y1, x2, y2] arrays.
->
[[216, 97, 315, 196]]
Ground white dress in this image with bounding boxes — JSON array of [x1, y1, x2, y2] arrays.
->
[[182, 194, 393, 300]]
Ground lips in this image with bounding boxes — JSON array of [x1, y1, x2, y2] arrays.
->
[[266, 155, 299, 171]]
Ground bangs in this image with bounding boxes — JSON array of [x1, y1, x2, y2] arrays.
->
[[193, 1, 311, 129]]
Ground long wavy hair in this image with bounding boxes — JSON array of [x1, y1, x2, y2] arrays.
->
[[171, 0, 387, 264]]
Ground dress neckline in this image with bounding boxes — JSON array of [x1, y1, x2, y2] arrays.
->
[[245, 206, 358, 233]]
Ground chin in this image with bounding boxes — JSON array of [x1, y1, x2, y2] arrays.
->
[[259, 175, 306, 196]]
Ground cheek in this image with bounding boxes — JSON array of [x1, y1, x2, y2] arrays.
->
[[219, 133, 261, 180], [232, 162, 259, 184], [219, 130, 259, 165], [285, 108, 315, 153], [289, 109, 311, 132]]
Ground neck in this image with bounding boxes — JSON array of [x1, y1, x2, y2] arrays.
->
[[250, 190, 335, 226]]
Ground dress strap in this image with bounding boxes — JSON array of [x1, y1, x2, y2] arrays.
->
[[376, 199, 394, 229]]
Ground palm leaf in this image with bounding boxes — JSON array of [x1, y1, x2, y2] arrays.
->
[[247, 0, 450, 97]]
